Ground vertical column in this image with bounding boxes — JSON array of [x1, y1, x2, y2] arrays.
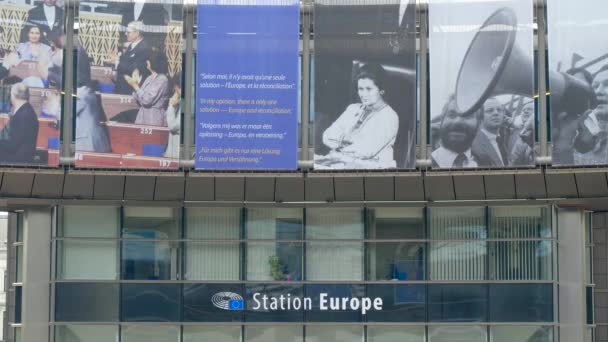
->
[[593, 212, 608, 342], [20, 209, 52, 342], [558, 208, 588, 341]]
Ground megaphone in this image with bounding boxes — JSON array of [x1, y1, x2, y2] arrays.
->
[[454, 7, 593, 115]]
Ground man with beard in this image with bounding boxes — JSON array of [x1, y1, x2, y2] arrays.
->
[[431, 97, 487, 168], [471, 97, 509, 166], [572, 67, 608, 164]]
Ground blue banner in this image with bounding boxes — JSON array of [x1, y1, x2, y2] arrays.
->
[[195, 0, 300, 170]]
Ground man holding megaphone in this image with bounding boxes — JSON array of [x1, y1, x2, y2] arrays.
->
[[571, 66, 608, 165]]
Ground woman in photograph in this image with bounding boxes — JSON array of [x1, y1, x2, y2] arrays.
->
[[317, 63, 399, 169], [16, 25, 52, 61], [164, 75, 181, 159], [124, 52, 170, 126]]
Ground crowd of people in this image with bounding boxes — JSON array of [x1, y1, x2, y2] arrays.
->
[[431, 96, 535, 168], [76, 15, 181, 159], [0, 0, 64, 164]]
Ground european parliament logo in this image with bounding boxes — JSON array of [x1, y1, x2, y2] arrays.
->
[[212, 292, 244, 311]]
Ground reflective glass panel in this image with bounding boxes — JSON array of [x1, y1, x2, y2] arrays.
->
[[429, 241, 487, 280], [121, 325, 180, 342], [428, 284, 487, 322], [489, 240, 552, 280], [246, 208, 302, 239], [121, 283, 180, 322], [428, 326, 486, 342], [186, 207, 241, 239], [367, 326, 425, 342], [183, 326, 240, 342], [489, 206, 552, 238], [367, 208, 424, 239], [366, 242, 425, 281], [305, 326, 363, 342], [306, 241, 363, 281], [489, 284, 554, 322], [245, 284, 304, 322], [185, 241, 240, 280], [55, 325, 119, 342], [55, 283, 119, 322], [61, 206, 119, 238], [121, 240, 178, 280], [491, 326, 553, 342], [122, 207, 179, 239], [245, 326, 303, 342], [57, 240, 117, 280], [366, 284, 426, 322], [247, 242, 302, 281]]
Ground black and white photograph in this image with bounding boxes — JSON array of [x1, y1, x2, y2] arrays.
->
[[429, 0, 535, 169], [548, 0, 608, 166], [313, 0, 417, 170]]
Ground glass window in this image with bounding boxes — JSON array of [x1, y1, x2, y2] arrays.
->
[[15, 286, 21, 324], [121, 325, 180, 342], [16, 245, 22, 283], [186, 207, 241, 239], [367, 326, 425, 342], [428, 284, 488, 322], [429, 207, 486, 240], [305, 326, 363, 342], [61, 206, 119, 238], [185, 208, 241, 280], [185, 241, 240, 280], [122, 207, 179, 239], [489, 284, 553, 322], [183, 326, 241, 342], [55, 283, 119, 322], [490, 206, 552, 238], [245, 284, 304, 322], [245, 326, 303, 342], [366, 284, 425, 322], [57, 240, 117, 280], [306, 241, 363, 281], [121, 284, 180, 322], [55, 325, 119, 342], [305, 209, 364, 281], [121, 240, 178, 280], [491, 326, 553, 342], [429, 241, 487, 280], [366, 242, 425, 280], [183, 284, 244, 322], [246, 208, 303, 239], [306, 208, 364, 240], [428, 326, 486, 342], [247, 242, 302, 281], [367, 208, 424, 239], [489, 240, 552, 280]]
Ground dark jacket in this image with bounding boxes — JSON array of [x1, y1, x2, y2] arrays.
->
[[0, 102, 38, 164], [23, 5, 64, 45], [471, 129, 509, 167], [114, 39, 152, 95]]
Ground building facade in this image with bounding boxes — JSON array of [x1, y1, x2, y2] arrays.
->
[[0, 0, 606, 341]]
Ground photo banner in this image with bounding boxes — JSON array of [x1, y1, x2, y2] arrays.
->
[[314, 0, 417, 170], [0, 0, 64, 166], [429, 0, 535, 169], [195, 0, 300, 170], [75, 0, 183, 169], [548, 0, 608, 166]]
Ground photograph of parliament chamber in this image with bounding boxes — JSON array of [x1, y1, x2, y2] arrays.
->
[[1, 0, 608, 341]]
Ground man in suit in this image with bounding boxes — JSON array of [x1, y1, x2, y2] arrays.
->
[[0, 83, 38, 164], [23, 0, 64, 45], [117, 1, 169, 51], [472, 97, 510, 167], [105, 21, 152, 95], [431, 97, 487, 168]]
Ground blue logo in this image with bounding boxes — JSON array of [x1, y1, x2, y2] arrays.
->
[[212, 292, 244, 311]]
